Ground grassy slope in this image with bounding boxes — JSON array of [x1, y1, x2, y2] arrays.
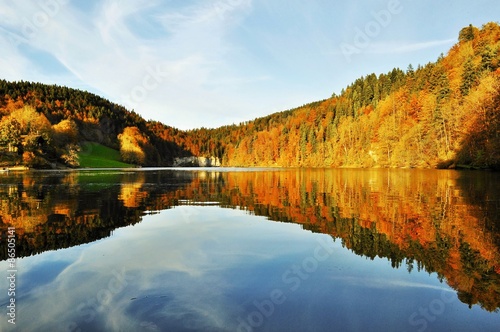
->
[[78, 142, 133, 168]]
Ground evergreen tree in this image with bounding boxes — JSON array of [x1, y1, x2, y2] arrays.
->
[[458, 24, 476, 42], [480, 45, 497, 72], [460, 58, 477, 96]]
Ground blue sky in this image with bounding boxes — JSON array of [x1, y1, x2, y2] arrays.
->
[[0, 0, 499, 129]]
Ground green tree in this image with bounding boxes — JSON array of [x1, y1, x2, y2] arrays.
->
[[481, 45, 497, 72], [460, 58, 477, 96], [458, 24, 476, 42]]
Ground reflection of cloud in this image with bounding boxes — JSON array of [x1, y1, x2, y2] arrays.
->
[[329, 276, 453, 292], [0, 206, 310, 331]]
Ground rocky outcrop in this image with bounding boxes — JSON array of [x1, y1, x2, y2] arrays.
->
[[172, 156, 221, 167]]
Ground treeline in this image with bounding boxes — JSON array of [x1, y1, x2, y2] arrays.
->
[[1, 23, 499, 168]]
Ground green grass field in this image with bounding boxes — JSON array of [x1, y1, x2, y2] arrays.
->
[[78, 142, 134, 168]]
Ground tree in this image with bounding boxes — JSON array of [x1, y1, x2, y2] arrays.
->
[[52, 119, 78, 146], [118, 126, 149, 165], [0, 117, 22, 152], [458, 24, 476, 43], [407, 64, 415, 76], [481, 45, 497, 72], [460, 58, 478, 96]]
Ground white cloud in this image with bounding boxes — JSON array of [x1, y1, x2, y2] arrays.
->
[[367, 38, 457, 54], [2, 0, 498, 129], [0, 0, 256, 128]]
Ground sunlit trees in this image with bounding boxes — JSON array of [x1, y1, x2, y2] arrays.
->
[[118, 126, 146, 165], [118, 126, 157, 165], [458, 73, 500, 167], [52, 119, 79, 167], [0, 106, 54, 167], [52, 119, 78, 145], [0, 117, 21, 152], [172, 21, 498, 169]]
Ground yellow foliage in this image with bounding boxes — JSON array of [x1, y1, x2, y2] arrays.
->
[[52, 119, 78, 145], [10, 106, 51, 135], [118, 126, 148, 165]]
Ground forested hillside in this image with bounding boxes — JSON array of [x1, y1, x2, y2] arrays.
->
[[173, 22, 500, 169], [0, 81, 190, 167], [1, 23, 499, 169]]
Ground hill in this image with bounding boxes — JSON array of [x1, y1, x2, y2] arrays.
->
[[77, 142, 134, 168], [176, 22, 500, 169], [0, 81, 190, 168], [0, 22, 499, 169]]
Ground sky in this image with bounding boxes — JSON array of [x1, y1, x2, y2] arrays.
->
[[0, 0, 499, 130]]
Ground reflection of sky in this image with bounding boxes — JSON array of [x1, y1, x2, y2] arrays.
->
[[1, 206, 500, 331]]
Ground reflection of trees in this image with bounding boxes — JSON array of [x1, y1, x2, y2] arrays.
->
[[0, 169, 499, 311], [225, 170, 500, 312], [0, 171, 193, 259]]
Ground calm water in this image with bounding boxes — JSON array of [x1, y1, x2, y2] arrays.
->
[[0, 168, 499, 332]]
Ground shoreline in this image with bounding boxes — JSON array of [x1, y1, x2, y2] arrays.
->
[[1, 166, 30, 172]]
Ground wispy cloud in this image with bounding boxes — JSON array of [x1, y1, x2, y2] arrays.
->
[[0, 0, 255, 128], [367, 38, 456, 54], [2, 0, 498, 129]]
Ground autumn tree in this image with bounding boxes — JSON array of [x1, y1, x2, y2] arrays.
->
[[0, 106, 54, 167], [0, 117, 22, 152], [52, 119, 78, 144], [118, 126, 153, 165], [52, 119, 80, 167]]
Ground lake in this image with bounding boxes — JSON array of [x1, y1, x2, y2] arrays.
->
[[0, 168, 499, 331]]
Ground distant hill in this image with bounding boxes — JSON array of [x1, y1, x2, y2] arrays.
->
[[1, 22, 499, 169]]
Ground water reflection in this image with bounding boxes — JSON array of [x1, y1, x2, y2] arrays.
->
[[0, 168, 499, 317]]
